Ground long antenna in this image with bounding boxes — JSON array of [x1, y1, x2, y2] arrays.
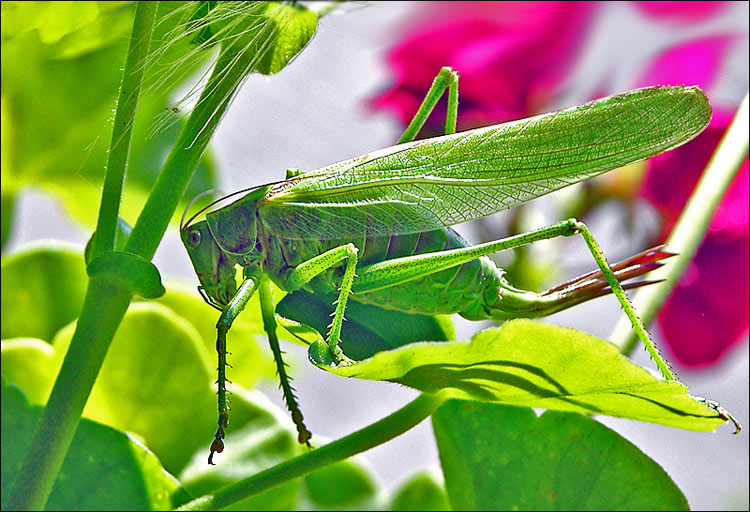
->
[[181, 189, 218, 231], [181, 180, 284, 230]]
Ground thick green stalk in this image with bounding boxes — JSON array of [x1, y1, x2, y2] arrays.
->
[[612, 94, 749, 355], [124, 39, 254, 260], [4, 4, 157, 508], [4, 279, 134, 511], [5, 12, 260, 510], [91, 1, 157, 259], [177, 393, 446, 511]]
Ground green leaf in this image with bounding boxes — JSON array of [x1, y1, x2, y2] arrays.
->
[[49, 302, 222, 475], [1, 241, 271, 389], [1, 378, 188, 510], [1, 241, 273, 391], [252, 2, 317, 75], [432, 400, 688, 510], [277, 289, 455, 360], [390, 472, 450, 512], [84, 216, 132, 264], [1, 242, 87, 342], [87, 250, 165, 298], [0, 338, 55, 405], [310, 319, 726, 431], [0, 299, 274, 476], [302, 457, 379, 510], [1, 96, 15, 250], [0, 2, 132, 58], [202, 1, 318, 75], [180, 392, 383, 511]]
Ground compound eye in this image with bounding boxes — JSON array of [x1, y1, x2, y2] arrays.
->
[[187, 229, 202, 249]]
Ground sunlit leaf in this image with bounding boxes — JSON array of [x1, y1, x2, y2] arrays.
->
[[151, 281, 275, 389], [179, 387, 304, 511], [0, 2, 216, 239], [0, 338, 55, 404], [1, 243, 87, 342], [302, 457, 379, 510], [310, 319, 726, 431], [195, 1, 318, 75], [1, 298, 275, 476]]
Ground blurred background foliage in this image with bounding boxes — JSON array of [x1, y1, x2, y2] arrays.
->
[[1, 1, 216, 249]]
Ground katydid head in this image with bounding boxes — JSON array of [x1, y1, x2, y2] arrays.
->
[[181, 186, 271, 308], [181, 219, 239, 308]]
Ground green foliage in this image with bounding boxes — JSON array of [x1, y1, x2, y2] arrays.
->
[[1, 243, 88, 341], [1, 243, 275, 390], [86, 251, 166, 299], [0, 339, 56, 404], [311, 319, 724, 432], [194, 1, 318, 75], [0, 243, 276, 475], [0, 2, 216, 248], [1, 379, 189, 510], [301, 458, 378, 510], [433, 401, 688, 510], [178, 386, 305, 510], [3, 241, 714, 510], [390, 472, 450, 511]]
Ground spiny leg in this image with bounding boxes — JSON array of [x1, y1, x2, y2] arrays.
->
[[351, 218, 675, 382], [285, 243, 359, 364], [210, 276, 259, 464], [572, 220, 676, 381], [398, 66, 459, 144], [258, 274, 312, 445]]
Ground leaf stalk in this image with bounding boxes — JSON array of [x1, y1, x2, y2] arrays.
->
[[177, 393, 446, 511]]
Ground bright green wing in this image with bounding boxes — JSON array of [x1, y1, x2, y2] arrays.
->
[[258, 86, 710, 240]]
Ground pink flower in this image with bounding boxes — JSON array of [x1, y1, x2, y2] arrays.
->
[[634, 1, 730, 23], [635, 37, 748, 366], [634, 35, 737, 102], [656, 166, 749, 366], [372, 2, 596, 134]]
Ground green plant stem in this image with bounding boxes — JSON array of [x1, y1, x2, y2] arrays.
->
[[124, 40, 252, 260], [91, 1, 157, 259], [177, 393, 446, 511], [612, 93, 749, 355], [5, 15, 260, 511], [5, 3, 157, 508], [4, 278, 134, 511]]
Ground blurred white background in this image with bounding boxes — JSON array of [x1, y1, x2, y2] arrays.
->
[[7, 2, 748, 509]]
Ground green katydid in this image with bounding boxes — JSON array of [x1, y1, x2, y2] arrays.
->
[[181, 67, 712, 464]]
